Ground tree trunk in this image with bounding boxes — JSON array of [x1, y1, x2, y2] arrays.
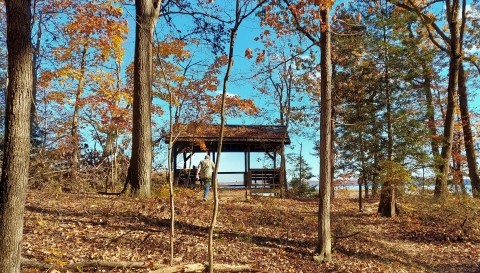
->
[[31, 13, 42, 147], [280, 142, 287, 196], [372, 172, 379, 197], [422, 63, 441, 181], [127, 0, 162, 198], [330, 105, 336, 200], [207, 1, 266, 269], [168, 81, 175, 266], [372, 137, 379, 197], [457, 62, 480, 198], [434, 0, 463, 201], [452, 160, 463, 194], [359, 132, 365, 211], [364, 175, 369, 198], [358, 178, 363, 211], [315, 6, 332, 263], [208, 0, 241, 269], [434, 57, 458, 200], [0, 0, 32, 271], [378, 6, 396, 217], [378, 184, 398, 217], [282, 67, 293, 198], [70, 44, 88, 177]]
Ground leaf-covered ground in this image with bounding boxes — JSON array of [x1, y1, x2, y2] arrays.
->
[[21, 188, 480, 272]]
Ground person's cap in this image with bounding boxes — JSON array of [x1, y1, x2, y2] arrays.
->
[[205, 155, 210, 159]]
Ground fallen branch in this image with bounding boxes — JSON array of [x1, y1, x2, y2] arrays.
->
[[334, 231, 362, 239], [150, 263, 264, 273], [64, 260, 151, 270], [21, 258, 53, 270], [21, 258, 263, 272], [28, 169, 69, 180], [21, 258, 151, 270], [106, 230, 134, 246], [97, 191, 123, 195]]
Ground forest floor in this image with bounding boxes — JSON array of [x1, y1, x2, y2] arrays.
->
[[20, 187, 480, 273]]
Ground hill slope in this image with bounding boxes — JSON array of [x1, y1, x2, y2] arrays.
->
[[21, 188, 480, 272]]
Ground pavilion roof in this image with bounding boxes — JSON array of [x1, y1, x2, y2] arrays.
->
[[165, 124, 290, 145]]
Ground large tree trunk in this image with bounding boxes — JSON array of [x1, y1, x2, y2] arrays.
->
[[378, 182, 399, 217], [127, 0, 162, 198], [458, 62, 480, 198], [378, 7, 396, 217], [434, 58, 458, 200], [315, 6, 332, 263], [434, 0, 463, 200], [0, 0, 32, 271], [378, 92, 396, 216]]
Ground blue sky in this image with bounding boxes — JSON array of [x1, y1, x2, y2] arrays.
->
[[118, 0, 480, 186]]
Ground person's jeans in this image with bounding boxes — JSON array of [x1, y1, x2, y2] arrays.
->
[[203, 177, 212, 200]]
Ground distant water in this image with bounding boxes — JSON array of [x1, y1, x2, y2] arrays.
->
[[343, 185, 473, 196], [308, 181, 474, 197], [224, 180, 474, 196]]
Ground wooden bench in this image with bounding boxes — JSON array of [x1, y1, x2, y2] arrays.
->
[[175, 169, 199, 187], [247, 169, 281, 196]]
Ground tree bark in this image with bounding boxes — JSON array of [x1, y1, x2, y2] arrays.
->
[[434, 60, 459, 197], [378, 1, 396, 217], [31, 12, 42, 147], [0, 0, 32, 271], [378, 183, 399, 217], [364, 174, 369, 198], [270, 63, 293, 197], [457, 62, 480, 198], [127, 0, 162, 197], [432, 0, 463, 200], [316, 6, 332, 263], [422, 62, 441, 179], [358, 178, 363, 211], [70, 44, 87, 177], [372, 137, 379, 197], [330, 104, 336, 200]]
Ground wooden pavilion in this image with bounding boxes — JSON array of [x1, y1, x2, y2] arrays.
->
[[164, 123, 291, 192]]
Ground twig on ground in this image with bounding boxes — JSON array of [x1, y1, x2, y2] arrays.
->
[[334, 231, 362, 239]]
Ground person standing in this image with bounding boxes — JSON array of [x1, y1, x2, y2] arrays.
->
[[196, 155, 215, 201]]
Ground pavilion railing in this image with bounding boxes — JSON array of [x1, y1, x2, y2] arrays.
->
[[174, 168, 281, 191]]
